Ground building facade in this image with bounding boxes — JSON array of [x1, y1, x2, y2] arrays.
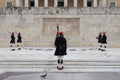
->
[[0, 0, 120, 48], [0, 0, 120, 8]]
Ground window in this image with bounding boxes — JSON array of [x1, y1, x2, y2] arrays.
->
[[87, 1, 92, 7], [7, 2, 12, 7], [48, 0, 54, 7], [58, 2, 64, 7], [68, 0, 73, 7], [30, 1, 35, 7], [109, 2, 116, 8]]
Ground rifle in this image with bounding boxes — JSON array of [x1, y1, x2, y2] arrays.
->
[[56, 24, 59, 38]]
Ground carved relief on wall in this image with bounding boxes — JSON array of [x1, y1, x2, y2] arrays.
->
[[42, 18, 80, 36]]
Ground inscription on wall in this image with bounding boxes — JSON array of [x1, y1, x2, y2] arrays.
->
[[43, 18, 80, 36]]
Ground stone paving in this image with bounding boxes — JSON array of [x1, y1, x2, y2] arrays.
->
[[0, 47, 120, 73]]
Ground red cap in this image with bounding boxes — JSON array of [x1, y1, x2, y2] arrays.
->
[[59, 32, 63, 35], [18, 32, 21, 34], [103, 32, 106, 34], [12, 32, 14, 34]]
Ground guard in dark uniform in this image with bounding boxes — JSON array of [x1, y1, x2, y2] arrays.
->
[[96, 32, 102, 50], [54, 31, 67, 70], [17, 32, 22, 50], [10, 32, 15, 51], [101, 32, 107, 51]]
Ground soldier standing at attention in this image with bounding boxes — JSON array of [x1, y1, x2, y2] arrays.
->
[[10, 32, 16, 51], [17, 32, 22, 50], [54, 31, 67, 70]]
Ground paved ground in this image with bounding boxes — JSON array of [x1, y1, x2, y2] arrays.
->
[[0, 47, 120, 61], [2, 72, 120, 80], [0, 47, 120, 80]]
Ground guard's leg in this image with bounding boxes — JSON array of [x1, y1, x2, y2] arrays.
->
[[98, 43, 102, 50], [11, 44, 15, 51], [17, 43, 21, 50], [57, 56, 61, 69], [101, 44, 106, 51], [59, 56, 64, 69]]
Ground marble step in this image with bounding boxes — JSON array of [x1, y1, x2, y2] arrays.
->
[[0, 60, 120, 66], [0, 65, 120, 68], [0, 60, 120, 73], [0, 67, 120, 73], [0, 62, 120, 68]]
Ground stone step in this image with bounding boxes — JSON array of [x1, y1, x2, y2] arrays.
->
[[0, 60, 120, 73], [0, 65, 120, 68], [1, 68, 120, 73], [0, 63, 120, 66], [0, 60, 120, 66], [1, 59, 120, 62], [0, 66, 120, 73], [0, 65, 120, 73], [0, 62, 120, 68]]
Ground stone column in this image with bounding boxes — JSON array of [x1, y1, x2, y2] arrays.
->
[[93, 0, 97, 7], [16, 0, 20, 7], [25, 0, 29, 7], [54, 0, 58, 7], [83, 0, 87, 7], [35, 0, 39, 7], [44, 0, 48, 7], [74, 0, 77, 7], [64, 0, 68, 7], [99, 0, 102, 7], [103, 0, 106, 7], [20, 0, 24, 7]]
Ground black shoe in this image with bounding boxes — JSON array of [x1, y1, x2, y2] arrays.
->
[[11, 49, 15, 51], [18, 48, 21, 50], [57, 66, 64, 70], [101, 49, 106, 51], [58, 67, 63, 70], [98, 48, 101, 50]]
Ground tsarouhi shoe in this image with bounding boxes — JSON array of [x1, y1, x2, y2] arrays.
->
[[18, 48, 21, 50], [57, 66, 64, 70], [11, 49, 15, 51], [101, 49, 106, 51]]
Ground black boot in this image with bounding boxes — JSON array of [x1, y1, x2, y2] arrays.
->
[[58, 59, 60, 64], [61, 59, 63, 64], [104, 46, 106, 48]]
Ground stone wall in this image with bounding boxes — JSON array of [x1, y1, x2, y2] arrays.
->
[[1, 7, 120, 15], [106, 0, 120, 7], [0, 0, 16, 7], [0, 7, 120, 48]]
